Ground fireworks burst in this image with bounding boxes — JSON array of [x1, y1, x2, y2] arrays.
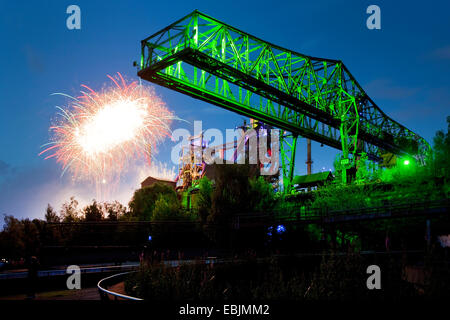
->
[[40, 73, 176, 193]]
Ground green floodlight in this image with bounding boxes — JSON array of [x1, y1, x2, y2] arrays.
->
[[403, 159, 410, 166]]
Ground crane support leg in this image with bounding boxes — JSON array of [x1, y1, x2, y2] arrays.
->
[[280, 131, 298, 193]]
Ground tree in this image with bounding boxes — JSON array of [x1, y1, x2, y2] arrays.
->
[[0, 216, 41, 258], [248, 176, 276, 212], [355, 152, 370, 183], [103, 201, 126, 221], [332, 154, 344, 183], [432, 115, 450, 177], [83, 200, 103, 221], [128, 183, 178, 221], [210, 164, 255, 222], [193, 177, 213, 223], [0, 215, 25, 258], [45, 204, 59, 223], [60, 196, 80, 222], [21, 219, 41, 256], [151, 194, 184, 221]]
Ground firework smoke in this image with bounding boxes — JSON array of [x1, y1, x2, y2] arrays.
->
[[139, 160, 177, 182]]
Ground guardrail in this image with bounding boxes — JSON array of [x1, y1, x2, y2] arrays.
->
[[97, 271, 143, 301], [96, 251, 429, 301], [97, 258, 221, 301], [236, 198, 449, 225], [282, 198, 449, 223], [0, 263, 139, 280], [43, 198, 448, 229]]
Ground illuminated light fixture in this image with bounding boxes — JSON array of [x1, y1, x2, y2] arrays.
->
[[403, 159, 410, 166], [276, 225, 286, 234], [267, 226, 273, 237]]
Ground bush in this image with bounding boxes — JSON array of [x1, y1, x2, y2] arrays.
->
[[309, 183, 378, 212]]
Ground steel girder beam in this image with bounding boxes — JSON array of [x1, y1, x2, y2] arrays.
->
[[137, 10, 430, 184], [280, 131, 298, 193]]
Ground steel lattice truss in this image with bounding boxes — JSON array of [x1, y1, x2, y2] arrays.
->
[[138, 10, 429, 184]]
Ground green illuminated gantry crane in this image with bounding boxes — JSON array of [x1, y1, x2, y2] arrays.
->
[[137, 10, 429, 190]]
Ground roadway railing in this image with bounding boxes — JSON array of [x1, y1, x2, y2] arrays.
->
[[235, 198, 449, 226], [0, 263, 139, 280], [97, 258, 220, 300], [43, 198, 448, 229], [97, 271, 143, 301]]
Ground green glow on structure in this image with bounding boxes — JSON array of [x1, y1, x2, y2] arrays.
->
[[137, 10, 430, 188]]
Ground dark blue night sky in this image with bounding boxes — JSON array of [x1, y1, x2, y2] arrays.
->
[[0, 0, 449, 220]]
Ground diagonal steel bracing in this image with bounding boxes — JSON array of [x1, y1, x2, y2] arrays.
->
[[137, 10, 429, 185]]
